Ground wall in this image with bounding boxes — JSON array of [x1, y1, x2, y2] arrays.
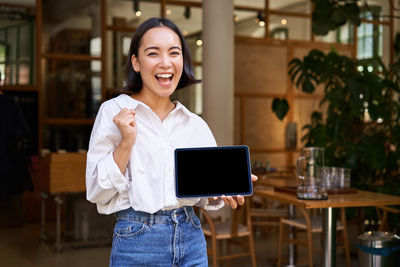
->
[[234, 38, 353, 168]]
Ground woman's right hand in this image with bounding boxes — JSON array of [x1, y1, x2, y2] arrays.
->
[[113, 108, 137, 145]]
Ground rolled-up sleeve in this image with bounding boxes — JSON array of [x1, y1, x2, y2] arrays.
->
[[196, 198, 225, 211], [98, 152, 130, 192], [86, 102, 131, 206]]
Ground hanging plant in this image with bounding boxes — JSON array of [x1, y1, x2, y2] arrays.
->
[[312, 0, 361, 36]]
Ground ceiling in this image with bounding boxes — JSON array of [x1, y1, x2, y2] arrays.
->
[[6, 0, 387, 39]]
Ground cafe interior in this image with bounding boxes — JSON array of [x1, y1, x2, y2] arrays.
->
[[1, 0, 400, 266]]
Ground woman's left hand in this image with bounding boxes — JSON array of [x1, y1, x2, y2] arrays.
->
[[214, 174, 258, 209]]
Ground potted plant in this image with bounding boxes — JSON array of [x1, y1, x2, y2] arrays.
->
[[272, 0, 400, 231]]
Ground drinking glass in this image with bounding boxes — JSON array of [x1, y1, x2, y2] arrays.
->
[[296, 147, 327, 200]]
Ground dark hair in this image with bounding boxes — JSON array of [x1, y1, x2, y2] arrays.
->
[[119, 17, 200, 95]]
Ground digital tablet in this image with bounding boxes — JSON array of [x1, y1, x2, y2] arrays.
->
[[174, 145, 253, 198]]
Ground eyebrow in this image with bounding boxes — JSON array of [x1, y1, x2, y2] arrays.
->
[[144, 46, 182, 52]]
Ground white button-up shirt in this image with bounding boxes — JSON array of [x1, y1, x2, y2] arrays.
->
[[86, 94, 224, 214]]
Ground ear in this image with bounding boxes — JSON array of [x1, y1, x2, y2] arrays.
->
[[131, 54, 140, 72]]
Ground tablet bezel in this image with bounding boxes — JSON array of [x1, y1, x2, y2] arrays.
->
[[174, 145, 253, 198]]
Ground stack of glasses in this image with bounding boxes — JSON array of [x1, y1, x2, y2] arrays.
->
[[323, 167, 351, 190]]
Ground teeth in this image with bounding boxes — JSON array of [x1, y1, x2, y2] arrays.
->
[[156, 73, 172, 78]]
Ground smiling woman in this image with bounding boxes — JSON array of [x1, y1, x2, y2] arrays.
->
[[86, 17, 255, 267]]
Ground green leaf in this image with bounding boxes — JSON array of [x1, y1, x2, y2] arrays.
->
[[331, 6, 347, 26], [272, 98, 289, 120], [302, 79, 315, 93], [312, 1, 360, 35], [343, 3, 361, 26]]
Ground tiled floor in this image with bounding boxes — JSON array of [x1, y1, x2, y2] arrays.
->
[[0, 222, 359, 267]]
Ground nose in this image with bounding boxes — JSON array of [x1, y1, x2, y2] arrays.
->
[[159, 54, 172, 68]]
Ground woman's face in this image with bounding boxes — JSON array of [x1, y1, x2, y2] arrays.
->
[[131, 26, 183, 99]]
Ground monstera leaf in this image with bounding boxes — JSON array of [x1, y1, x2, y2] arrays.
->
[[289, 49, 326, 94]]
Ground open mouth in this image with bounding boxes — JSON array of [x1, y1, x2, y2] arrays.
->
[[155, 73, 173, 82]]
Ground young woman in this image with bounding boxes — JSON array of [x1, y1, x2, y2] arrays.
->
[[86, 17, 256, 266]]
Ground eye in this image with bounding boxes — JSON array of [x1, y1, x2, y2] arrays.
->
[[170, 51, 181, 56], [147, 52, 158, 56]]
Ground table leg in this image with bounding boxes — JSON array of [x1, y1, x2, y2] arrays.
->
[[40, 192, 48, 242], [54, 194, 63, 253], [286, 204, 296, 267], [322, 207, 336, 267]]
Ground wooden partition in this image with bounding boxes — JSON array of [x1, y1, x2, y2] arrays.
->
[[234, 37, 354, 168]]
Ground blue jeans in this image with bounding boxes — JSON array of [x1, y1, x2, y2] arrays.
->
[[109, 206, 208, 267]]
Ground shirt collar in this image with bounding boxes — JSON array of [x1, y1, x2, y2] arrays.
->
[[113, 94, 194, 118], [113, 94, 140, 110], [172, 100, 194, 118]]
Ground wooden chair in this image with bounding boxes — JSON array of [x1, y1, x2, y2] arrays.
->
[[249, 171, 294, 231], [376, 206, 400, 231], [249, 190, 287, 230], [277, 207, 351, 267], [200, 200, 257, 267]]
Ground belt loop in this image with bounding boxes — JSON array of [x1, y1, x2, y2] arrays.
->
[[149, 214, 154, 226], [171, 209, 178, 223], [183, 206, 190, 221]]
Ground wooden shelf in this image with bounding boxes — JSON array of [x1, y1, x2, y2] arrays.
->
[[166, 0, 202, 8], [42, 53, 101, 61], [106, 25, 136, 33], [0, 85, 38, 92], [235, 92, 286, 98], [43, 118, 94, 126], [0, 3, 35, 12]]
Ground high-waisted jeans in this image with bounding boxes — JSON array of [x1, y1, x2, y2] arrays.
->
[[109, 206, 208, 267]]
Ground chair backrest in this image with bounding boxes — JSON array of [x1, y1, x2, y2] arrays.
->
[[230, 200, 251, 236], [376, 206, 400, 231], [199, 199, 252, 237]]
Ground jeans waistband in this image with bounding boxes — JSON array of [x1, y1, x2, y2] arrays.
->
[[116, 206, 195, 226]]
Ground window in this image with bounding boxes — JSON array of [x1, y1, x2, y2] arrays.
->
[[270, 27, 288, 40], [357, 6, 382, 60], [336, 22, 354, 45], [0, 22, 34, 86]]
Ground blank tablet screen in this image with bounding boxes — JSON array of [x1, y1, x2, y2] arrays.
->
[[175, 146, 252, 198]]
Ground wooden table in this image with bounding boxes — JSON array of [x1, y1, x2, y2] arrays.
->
[[256, 176, 297, 188], [35, 152, 86, 252], [255, 188, 400, 267]]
